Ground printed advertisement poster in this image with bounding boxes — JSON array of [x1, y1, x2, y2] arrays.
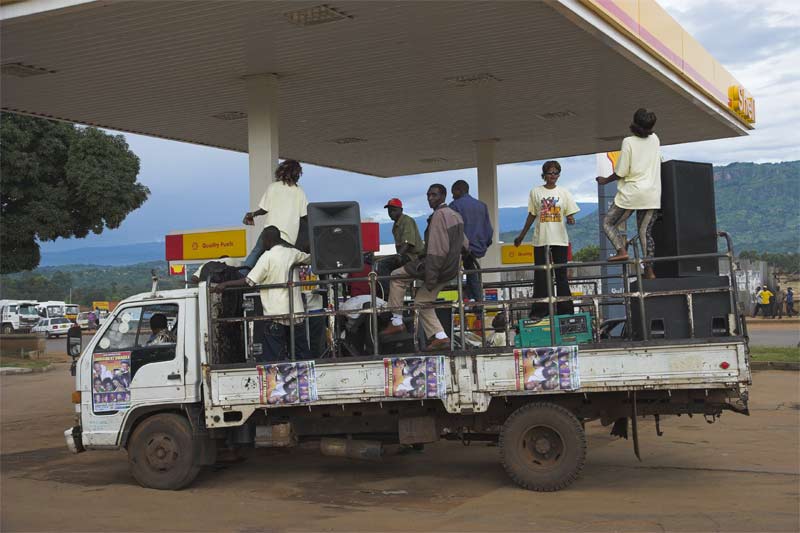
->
[[515, 346, 580, 392], [92, 351, 132, 412], [257, 361, 318, 405], [383, 356, 446, 399]]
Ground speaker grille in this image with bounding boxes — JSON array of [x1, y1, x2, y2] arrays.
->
[[312, 225, 362, 273]]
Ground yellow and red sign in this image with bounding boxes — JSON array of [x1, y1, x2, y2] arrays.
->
[[501, 244, 534, 265], [169, 264, 186, 276], [728, 85, 756, 124], [165, 229, 247, 261]]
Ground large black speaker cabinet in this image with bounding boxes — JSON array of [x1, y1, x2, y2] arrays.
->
[[652, 160, 719, 277], [308, 202, 363, 275], [630, 276, 732, 340]]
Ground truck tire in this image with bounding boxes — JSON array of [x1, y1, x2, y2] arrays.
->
[[1, 324, 12, 334], [499, 402, 586, 492], [128, 413, 200, 490]]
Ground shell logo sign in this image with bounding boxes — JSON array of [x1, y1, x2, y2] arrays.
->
[[501, 244, 534, 264], [728, 85, 756, 124], [165, 228, 247, 261]]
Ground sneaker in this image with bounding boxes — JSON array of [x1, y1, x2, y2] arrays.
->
[[380, 323, 407, 336], [425, 337, 450, 351]]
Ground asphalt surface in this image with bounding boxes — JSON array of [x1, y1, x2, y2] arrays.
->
[[745, 320, 800, 347], [1, 364, 798, 532]]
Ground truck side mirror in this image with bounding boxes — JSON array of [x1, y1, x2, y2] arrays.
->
[[67, 326, 82, 358]]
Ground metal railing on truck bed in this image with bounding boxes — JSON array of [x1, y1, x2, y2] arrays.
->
[[208, 231, 747, 364]]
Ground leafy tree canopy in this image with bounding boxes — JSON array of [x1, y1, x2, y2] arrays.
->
[[1, 113, 149, 273]]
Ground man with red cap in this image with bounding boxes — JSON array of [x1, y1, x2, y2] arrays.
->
[[375, 198, 424, 299]]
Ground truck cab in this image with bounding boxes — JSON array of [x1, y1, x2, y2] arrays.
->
[[37, 301, 67, 319], [1, 300, 40, 334]]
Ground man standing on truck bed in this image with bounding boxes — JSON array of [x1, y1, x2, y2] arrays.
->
[[214, 226, 312, 361], [381, 184, 468, 351], [376, 198, 424, 300], [242, 159, 309, 269], [450, 180, 493, 302]]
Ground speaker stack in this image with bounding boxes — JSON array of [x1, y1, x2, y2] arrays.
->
[[308, 202, 364, 275], [636, 160, 732, 340]]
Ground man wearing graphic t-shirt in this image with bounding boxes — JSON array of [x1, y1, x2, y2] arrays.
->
[[514, 161, 580, 319]]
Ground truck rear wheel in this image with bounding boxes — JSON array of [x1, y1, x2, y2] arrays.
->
[[128, 413, 200, 490], [499, 402, 586, 492]]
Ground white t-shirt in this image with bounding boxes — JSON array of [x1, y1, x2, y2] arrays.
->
[[257, 181, 309, 244], [246, 245, 311, 325], [528, 185, 580, 247], [614, 134, 662, 210]]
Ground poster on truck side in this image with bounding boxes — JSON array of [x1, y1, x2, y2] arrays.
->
[[383, 356, 446, 399], [257, 361, 318, 405], [514, 346, 580, 392], [92, 351, 132, 412]]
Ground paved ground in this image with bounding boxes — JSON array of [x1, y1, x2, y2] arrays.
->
[[1, 365, 798, 532], [746, 320, 800, 347]]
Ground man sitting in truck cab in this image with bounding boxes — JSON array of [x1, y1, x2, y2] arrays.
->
[[213, 226, 312, 361], [146, 313, 176, 345]]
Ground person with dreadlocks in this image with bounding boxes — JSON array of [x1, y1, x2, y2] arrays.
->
[[242, 159, 309, 269]]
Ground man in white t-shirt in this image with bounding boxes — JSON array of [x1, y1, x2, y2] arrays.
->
[[213, 226, 312, 361], [242, 160, 309, 269], [597, 108, 661, 279], [514, 161, 580, 318]]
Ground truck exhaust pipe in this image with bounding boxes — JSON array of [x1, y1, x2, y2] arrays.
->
[[320, 438, 383, 461]]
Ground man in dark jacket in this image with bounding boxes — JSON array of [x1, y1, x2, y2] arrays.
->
[[450, 180, 493, 301], [381, 184, 468, 350]]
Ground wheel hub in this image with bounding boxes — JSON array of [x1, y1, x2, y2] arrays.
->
[[522, 426, 564, 468], [145, 434, 179, 471]]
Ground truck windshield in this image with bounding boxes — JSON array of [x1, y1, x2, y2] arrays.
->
[[47, 306, 65, 317], [19, 304, 37, 316]]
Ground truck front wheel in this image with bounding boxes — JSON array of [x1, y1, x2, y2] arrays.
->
[[1, 324, 12, 334], [499, 402, 586, 492], [128, 413, 200, 490]]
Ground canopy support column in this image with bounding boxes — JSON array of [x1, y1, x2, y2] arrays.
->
[[245, 73, 279, 250], [476, 139, 501, 283]]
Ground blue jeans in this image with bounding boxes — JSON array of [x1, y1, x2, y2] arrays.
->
[[243, 237, 265, 269], [260, 320, 311, 362], [462, 254, 482, 301]]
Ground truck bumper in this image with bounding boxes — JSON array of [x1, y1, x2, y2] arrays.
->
[[64, 426, 85, 454]]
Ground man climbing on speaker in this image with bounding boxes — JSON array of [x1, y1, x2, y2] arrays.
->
[[450, 180, 493, 302], [213, 226, 312, 361], [596, 108, 662, 279], [375, 198, 424, 299], [381, 184, 468, 351], [242, 159, 309, 269]]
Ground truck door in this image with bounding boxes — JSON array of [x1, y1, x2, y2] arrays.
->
[[81, 302, 186, 447]]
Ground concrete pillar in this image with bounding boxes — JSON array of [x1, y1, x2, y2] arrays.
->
[[476, 139, 501, 281], [245, 73, 279, 249]]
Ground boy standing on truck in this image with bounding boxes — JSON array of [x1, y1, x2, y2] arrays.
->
[[214, 226, 312, 361]]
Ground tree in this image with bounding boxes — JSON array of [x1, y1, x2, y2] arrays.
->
[[573, 245, 600, 263], [0, 113, 149, 273]]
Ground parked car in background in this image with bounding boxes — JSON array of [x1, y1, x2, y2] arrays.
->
[[32, 317, 73, 338], [76, 312, 91, 330]]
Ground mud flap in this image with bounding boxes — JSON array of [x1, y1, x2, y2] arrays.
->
[[631, 391, 641, 461]]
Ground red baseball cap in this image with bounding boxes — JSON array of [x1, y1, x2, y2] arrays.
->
[[384, 198, 403, 208]]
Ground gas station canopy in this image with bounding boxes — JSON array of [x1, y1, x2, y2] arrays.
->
[[1, 0, 753, 178]]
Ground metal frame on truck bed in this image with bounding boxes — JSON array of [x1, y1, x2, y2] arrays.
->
[[65, 232, 751, 492]]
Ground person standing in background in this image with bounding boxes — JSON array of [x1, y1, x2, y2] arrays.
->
[[450, 180, 493, 302], [786, 288, 795, 317]]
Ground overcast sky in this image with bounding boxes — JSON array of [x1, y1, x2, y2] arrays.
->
[[40, 0, 800, 253]]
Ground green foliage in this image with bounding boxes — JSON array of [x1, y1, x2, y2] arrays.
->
[[0, 113, 149, 273], [739, 251, 800, 274], [749, 346, 800, 363], [0, 261, 184, 306], [573, 245, 600, 262]]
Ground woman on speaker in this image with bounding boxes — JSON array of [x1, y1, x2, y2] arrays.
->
[[596, 108, 661, 279], [242, 159, 309, 269]]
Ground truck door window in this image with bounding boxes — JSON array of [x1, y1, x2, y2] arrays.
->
[[95, 307, 143, 353]]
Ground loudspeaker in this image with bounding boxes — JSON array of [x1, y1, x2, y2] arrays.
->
[[652, 160, 718, 277], [630, 276, 732, 340], [308, 202, 364, 275]]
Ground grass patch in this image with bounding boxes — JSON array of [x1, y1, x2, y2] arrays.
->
[[749, 346, 800, 363], [0, 356, 52, 369]]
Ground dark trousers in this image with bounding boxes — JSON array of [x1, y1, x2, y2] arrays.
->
[[260, 320, 311, 362], [787, 302, 795, 316], [462, 254, 482, 301], [532, 246, 573, 318], [752, 303, 766, 317]]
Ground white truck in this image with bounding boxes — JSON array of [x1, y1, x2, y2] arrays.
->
[[0, 299, 40, 333], [64, 244, 752, 492], [37, 300, 67, 319]]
